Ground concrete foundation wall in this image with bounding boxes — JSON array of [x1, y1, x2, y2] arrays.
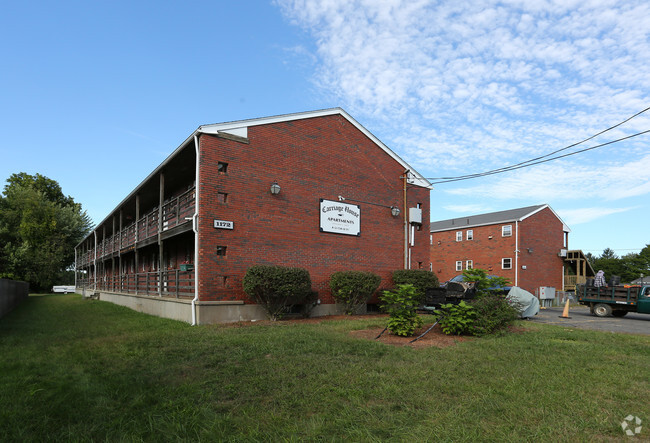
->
[[98, 292, 193, 323], [91, 290, 345, 324], [0, 279, 29, 319]]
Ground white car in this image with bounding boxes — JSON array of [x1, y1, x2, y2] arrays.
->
[[52, 285, 76, 294]]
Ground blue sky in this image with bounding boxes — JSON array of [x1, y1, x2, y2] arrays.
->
[[2, 0, 649, 257]]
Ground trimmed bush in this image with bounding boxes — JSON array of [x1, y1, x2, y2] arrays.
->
[[242, 265, 313, 321], [380, 284, 423, 337], [329, 271, 381, 315], [392, 269, 439, 301], [469, 295, 520, 336]]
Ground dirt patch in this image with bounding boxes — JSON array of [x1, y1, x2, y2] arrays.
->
[[220, 314, 473, 348], [350, 323, 471, 349]]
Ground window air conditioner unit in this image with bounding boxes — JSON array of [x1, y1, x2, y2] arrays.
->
[[558, 249, 567, 257]]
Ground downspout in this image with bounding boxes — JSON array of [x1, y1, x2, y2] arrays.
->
[[515, 220, 519, 287], [191, 134, 200, 325], [403, 170, 409, 269]]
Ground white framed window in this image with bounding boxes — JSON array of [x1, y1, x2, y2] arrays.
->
[[502, 258, 512, 269], [502, 225, 512, 237], [466, 230, 473, 240], [466, 260, 473, 269], [430, 235, 433, 245], [455, 261, 463, 271], [456, 231, 462, 242]]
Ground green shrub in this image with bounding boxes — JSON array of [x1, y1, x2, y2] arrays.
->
[[381, 284, 423, 337], [242, 265, 313, 321], [469, 295, 520, 336], [392, 269, 439, 301], [461, 268, 510, 297], [435, 301, 477, 335], [329, 271, 381, 315]]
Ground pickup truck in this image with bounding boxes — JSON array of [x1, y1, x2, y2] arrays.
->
[[576, 284, 650, 317]]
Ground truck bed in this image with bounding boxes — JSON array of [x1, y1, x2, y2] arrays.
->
[[577, 285, 640, 304]]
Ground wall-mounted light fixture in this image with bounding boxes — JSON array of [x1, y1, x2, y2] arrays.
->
[[339, 195, 400, 217], [527, 248, 533, 253], [270, 182, 281, 195]]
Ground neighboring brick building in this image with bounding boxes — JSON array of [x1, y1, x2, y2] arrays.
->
[[430, 205, 570, 294], [75, 108, 431, 323]]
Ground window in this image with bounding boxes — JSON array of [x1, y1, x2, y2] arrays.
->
[[217, 162, 228, 174], [466, 230, 473, 240], [456, 261, 463, 271], [430, 235, 433, 245], [502, 258, 512, 269], [216, 246, 227, 257], [217, 192, 228, 203], [502, 225, 512, 237], [466, 260, 473, 269], [456, 231, 462, 242]]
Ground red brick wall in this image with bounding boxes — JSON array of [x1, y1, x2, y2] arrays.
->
[[430, 207, 565, 293], [430, 223, 517, 285], [197, 114, 430, 303], [518, 207, 565, 293]]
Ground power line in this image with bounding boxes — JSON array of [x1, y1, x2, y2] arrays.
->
[[428, 129, 650, 184], [427, 106, 650, 184]]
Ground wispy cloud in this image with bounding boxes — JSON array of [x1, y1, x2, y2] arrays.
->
[[446, 154, 650, 202], [558, 206, 638, 225], [275, 0, 650, 207]]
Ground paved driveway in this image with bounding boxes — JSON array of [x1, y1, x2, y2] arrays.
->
[[530, 305, 650, 336]]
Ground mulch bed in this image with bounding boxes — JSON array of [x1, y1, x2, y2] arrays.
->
[[350, 323, 471, 349], [224, 314, 472, 349]]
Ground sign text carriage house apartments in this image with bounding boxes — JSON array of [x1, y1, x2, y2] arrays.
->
[[75, 108, 431, 324]]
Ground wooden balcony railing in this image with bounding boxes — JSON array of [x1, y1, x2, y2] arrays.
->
[[77, 187, 195, 266], [564, 275, 586, 289], [78, 269, 195, 299]]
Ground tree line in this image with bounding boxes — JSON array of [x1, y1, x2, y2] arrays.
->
[[586, 245, 650, 284], [0, 173, 93, 292]]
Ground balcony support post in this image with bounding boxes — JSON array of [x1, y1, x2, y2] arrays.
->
[[158, 173, 165, 297]]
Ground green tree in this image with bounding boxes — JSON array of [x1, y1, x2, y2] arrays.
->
[[461, 268, 510, 297], [636, 244, 650, 277], [588, 247, 647, 283], [0, 173, 92, 291]]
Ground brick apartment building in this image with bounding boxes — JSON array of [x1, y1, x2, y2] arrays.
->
[[430, 205, 570, 294], [75, 108, 431, 324]]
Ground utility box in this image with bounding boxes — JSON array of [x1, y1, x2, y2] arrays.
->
[[409, 207, 422, 224], [539, 286, 555, 307]]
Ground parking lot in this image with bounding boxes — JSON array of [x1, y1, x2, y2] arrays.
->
[[530, 305, 650, 335]]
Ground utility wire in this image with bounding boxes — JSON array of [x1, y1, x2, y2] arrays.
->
[[427, 106, 650, 183], [428, 129, 650, 184]]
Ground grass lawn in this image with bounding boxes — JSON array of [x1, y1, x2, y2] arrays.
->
[[1, 294, 648, 441]]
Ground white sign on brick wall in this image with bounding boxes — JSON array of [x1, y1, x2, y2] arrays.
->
[[319, 199, 360, 236], [214, 219, 234, 230]]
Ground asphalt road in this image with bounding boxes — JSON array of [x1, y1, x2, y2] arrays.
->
[[530, 305, 650, 336]]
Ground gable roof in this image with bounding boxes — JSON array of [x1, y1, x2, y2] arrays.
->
[[78, 108, 432, 246], [195, 108, 431, 189], [430, 204, 570, 232]]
